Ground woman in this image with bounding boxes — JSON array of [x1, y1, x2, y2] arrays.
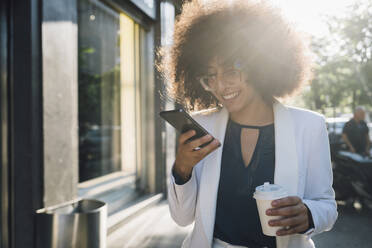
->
[[161, 1, 338, 247]]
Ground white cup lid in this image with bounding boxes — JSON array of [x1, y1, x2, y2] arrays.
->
[[253, 182, 288, 200]]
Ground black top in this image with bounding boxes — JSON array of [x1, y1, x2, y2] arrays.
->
[[213, 118, 276, 248], [342, 119, 369, 154]]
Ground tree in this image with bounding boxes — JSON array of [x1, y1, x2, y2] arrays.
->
[[305, 0, 372, 114]]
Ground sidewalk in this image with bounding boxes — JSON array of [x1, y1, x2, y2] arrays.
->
[[108, 200, 191, 248], [108, 200, 372, 248]]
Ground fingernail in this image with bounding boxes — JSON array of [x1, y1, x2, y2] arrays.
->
[[266, 209, 272, 215], [272, 200, 278, 206]]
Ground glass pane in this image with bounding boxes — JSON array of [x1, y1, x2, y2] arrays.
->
[[119, 13, 137, 175], [78, 0, 122, 182]]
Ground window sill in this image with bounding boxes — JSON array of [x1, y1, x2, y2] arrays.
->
[[78, 172, 140, 216], [78, 172, 163, 234]]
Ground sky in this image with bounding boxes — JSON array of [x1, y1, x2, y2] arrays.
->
[[270, 0, 355, 37]]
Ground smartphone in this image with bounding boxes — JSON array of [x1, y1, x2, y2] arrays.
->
[[159, 109, 214, 148]]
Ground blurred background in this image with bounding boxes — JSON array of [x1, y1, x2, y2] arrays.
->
[[0, 0, 372, 247]]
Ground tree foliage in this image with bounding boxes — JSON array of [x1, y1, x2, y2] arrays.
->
[[305, 0, 372, 113]]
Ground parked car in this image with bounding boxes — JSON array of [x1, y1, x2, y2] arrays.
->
[[79, 125, 122, 181], [368, 122, 372, 141]]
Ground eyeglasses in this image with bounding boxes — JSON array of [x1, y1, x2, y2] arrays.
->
[[199, 69, 243, 92]]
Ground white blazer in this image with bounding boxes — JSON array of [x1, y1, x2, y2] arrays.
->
[[167, 101, 338, 248]]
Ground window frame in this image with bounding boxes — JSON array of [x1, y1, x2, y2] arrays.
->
[[0, 0, 9, 246]]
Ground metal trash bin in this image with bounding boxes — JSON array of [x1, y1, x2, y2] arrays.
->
[[36, 198, 107, 248]]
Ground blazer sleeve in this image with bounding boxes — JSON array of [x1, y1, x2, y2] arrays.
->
[[302, 116, 338, 236], [167, 161, 203, 227]]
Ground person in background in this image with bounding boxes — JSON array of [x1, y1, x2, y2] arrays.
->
[[342, 106, 370, 155]]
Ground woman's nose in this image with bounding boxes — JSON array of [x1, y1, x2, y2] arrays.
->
[[215, 76, 232, 91]]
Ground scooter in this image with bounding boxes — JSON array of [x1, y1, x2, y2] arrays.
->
[[332, 148, 372, 208]]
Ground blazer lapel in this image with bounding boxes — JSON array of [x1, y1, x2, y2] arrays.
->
[[273, 101, 299, 195], [198, 107, 229, 247], [273, 101, 299, 248]]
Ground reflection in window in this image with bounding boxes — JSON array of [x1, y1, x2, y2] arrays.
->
[[78, 0, 122, 182]]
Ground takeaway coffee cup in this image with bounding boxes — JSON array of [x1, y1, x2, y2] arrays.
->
[[253, 182, 288, 236]]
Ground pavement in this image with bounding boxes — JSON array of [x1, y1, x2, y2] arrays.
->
[[108, 200, 372, 248], [312, 202, 372, 248], [108, 200, 191, 248]]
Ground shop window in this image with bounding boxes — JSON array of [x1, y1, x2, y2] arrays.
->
[[78, 0, 141, 182]]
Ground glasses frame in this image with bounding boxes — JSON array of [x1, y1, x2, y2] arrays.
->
[[198, 68, 243, 92]]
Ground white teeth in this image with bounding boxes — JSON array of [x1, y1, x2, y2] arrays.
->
[[222, 92, 239, 100]]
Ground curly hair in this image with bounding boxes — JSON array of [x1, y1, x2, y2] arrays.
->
[[158, 0, 313, 112]]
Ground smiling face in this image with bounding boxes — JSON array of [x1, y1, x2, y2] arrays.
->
[[205, 57, 261, 114]]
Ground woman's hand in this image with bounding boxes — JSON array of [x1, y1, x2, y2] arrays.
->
[[174, 130, 221, 181], [266, 196, 310, 236]]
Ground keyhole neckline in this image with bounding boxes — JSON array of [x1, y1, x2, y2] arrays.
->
[[229, 118, 274, 129]]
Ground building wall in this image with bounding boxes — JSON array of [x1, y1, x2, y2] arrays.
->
[[42, 0, 79, 207], [2, 0, 176, 246], [40, 0, 162, 207]]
